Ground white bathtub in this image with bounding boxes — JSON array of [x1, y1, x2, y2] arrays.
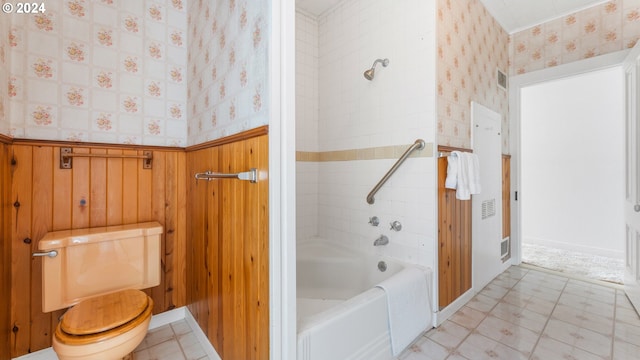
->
[[296, 242, 433, 360]]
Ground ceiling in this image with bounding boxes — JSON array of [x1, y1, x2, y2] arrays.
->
[[478, 0, 608, 33], [295, 0, 342, 17], [295, 0, 608, 34]]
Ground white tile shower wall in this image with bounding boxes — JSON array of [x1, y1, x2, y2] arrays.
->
[[317, 157, 436, 266], [7, 0, 188, 146], [296, 10, 319, 240], [313, 0, 437, 266], [317, 0, 436, 151], [296, 161, 319, 241], [295, 10, 318, 152]]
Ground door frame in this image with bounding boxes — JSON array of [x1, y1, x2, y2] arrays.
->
[[269, 0, 297, 359], [508, 49, 629, 264]]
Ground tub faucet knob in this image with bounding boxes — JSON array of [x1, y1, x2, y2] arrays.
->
[[390, 220, 402, 231], [373, 235, 389, 246], [368, 216, 380, 226]]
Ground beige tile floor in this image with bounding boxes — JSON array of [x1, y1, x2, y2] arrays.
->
[[398, 266, 640, 360], [18, 266, 638, 360], [13, 318, 214, 360], [133, 319, 212, 360]]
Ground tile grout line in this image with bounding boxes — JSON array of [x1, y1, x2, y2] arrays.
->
[[171, 324, 190, 360], [443, 268, 530, 360], [525, 272, 568, 360], [488, 268, 548, 359], [435, 267, 632, 360]]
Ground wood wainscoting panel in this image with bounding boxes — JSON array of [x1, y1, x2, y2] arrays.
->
[[437, 151, 512, 309], [0, 142, 11, 360], [186, 133, 269, 360], [9, 144, 186, 357], [186, 144, 218, 349], [437, 152, 472, 309]]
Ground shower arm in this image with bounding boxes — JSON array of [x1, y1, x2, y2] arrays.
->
[[370, 58, 388, 69]]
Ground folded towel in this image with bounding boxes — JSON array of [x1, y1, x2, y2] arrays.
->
[[376, 267, 430, 355], [444, 151, 481, 200]]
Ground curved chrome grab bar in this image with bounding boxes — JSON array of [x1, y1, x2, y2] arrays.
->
[[366, 139, 425, 204]]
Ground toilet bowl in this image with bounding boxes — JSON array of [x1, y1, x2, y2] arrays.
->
[[37, 222, 163, 360], [52, 289, 153, 360]]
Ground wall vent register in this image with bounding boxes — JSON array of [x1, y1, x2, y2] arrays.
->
[[481, 198, 496, 220], [497, 68, 507, 90], [501, 237, 510, 260]]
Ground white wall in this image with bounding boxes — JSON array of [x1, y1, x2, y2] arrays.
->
[[521, 66, 625, 259], [295, 11, 319, 153], [317, 0, 434, 151], [295, 11, 319, 241], [295, 0, 437, 267]]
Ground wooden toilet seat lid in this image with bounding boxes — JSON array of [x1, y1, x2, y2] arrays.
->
[[60, 289, 149, 336]]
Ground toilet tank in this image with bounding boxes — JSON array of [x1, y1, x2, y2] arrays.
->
[[38, 222, 163, 312]]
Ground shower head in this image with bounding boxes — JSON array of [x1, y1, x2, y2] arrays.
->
[[363, 68, 375, 81], [363, 58, 389, 80]]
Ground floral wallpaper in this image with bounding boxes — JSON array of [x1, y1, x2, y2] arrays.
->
[[437, 0, 510, 153], [186, 0, 269, 146], [6, 0, 188, 146], [0, 8, 10, 136], [511, 0, 640, 75]]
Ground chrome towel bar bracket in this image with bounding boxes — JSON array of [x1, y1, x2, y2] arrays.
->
[[194, 168, 257, 183]]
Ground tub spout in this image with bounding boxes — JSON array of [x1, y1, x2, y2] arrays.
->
[[373, 235, 389, 246]]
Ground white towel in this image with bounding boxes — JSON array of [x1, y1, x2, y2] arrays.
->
[[376, 267, 430, 356], [467, 153, 482, 195], [444, 152, 459, 189], [444, 151, 481, 200]]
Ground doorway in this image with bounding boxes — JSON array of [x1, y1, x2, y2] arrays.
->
[[510, 51, 627, 283]]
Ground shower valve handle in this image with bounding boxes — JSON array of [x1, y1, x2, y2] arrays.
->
[[369, 216, 380, 226]]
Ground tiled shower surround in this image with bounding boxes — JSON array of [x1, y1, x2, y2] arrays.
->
[[295, 0, 438, 267]]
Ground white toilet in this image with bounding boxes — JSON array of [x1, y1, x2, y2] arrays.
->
[[37, 222, 163, 360]]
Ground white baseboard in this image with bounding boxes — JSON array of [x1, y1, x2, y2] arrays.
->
[[11, 348, 57, 360], [185, 308, 222, 360], [435, 288, 474, 326], [148, 306, 186, 330], [11, 307, 221, 360]]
